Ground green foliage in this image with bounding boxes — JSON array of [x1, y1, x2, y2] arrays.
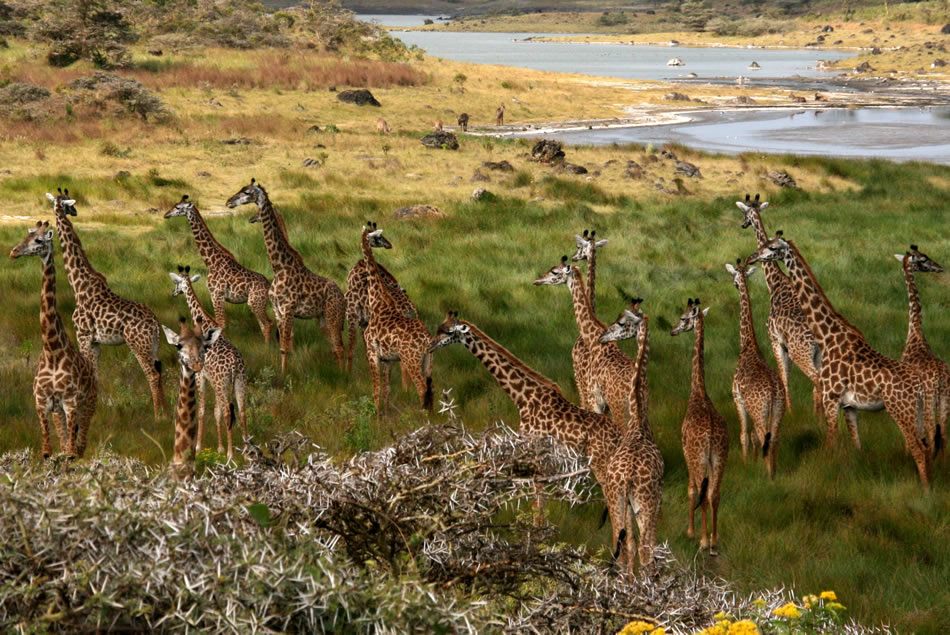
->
[[598, 11, 629, 27], [246, 502, 275, 527], [342, 396, 376, 453], [195, 447, 227, 473]]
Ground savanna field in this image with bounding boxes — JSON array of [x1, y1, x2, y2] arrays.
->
[[2, 10, 950, 632]]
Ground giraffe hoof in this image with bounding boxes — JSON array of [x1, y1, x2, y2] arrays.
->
[[42, 452, 51, 460]]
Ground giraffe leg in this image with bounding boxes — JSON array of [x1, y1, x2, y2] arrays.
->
[[380, 360, 393, 421], [938, 388, 948, 463], [130, 339, 167, 420], [772, 340, 793, 412], [699, 498, 710, 551], [249, 284, 273, 344], [768, 394, 785, 478], [637, 493, 660, 570], [77, 332, 100, 376], [345, 319, 357, 374], [843, 407, 861, 450], [196, 373, 208, 453], [821, 392, 841, 447], [367, 351, 384, 423], [733, 385, 750, 461], [234, 372, 248, 443], [50, 410, 67, 455], [211, 288, 228, 331], [686, 480, 697, 539], [62, 407, 79, 458], [624, 492, 638, 575], [884, 388, 931, 487], [74, 392, 96, 458], [812, 384, 823, 418], [278, 312, 294, 374], [327, 304, 346, 371], [36, 403, 53, 459], [213, 379, 229, 456]]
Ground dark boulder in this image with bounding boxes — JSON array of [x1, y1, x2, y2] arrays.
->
[[531, 139, 565, 164], [337, 89, 381, 107], [482, 160, 514, 172], [421, 130, 459, 150]]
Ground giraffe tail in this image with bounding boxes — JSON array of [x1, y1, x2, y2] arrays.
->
[[228, 403, 235, 430], [598, 506, 609, 529], [613, 528, 627, 562], [422, 377, 433, 411], [693, 477, 709, 510], [154, 359, 162, 374], [935, 423, 943, 458], [762, 432, 771, 458]]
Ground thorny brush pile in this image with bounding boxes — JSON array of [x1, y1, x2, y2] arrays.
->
[[1, 422, 878, 633]]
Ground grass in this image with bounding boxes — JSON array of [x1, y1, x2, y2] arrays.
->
[[1, 42, 949, 632]]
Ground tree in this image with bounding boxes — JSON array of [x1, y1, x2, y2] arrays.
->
[[33, 0, 137, 68]]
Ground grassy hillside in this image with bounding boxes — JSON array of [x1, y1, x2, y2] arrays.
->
[[1, 42, 949, 632]]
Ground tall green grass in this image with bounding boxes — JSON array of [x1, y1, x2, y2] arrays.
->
[[1, 157, 949, 631]]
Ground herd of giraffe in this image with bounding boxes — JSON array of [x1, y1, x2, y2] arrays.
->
[[7, 181, 947, 574]]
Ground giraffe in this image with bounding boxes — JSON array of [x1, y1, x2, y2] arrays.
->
[[736, 193, 821, 414], [162, 317, 221, 478], [376, 117, 392, 134], [428, 311, 661, 570], [169, 266, 249, 460], [725, 258, 785, 478], [48, 190, 167, 419], [434, 118, 443, 131], [748, 233, 933, 486], [569, 229, 608, 411], [457, 113, 469, 131], [226, 179, 346, 373], [894, 245, 948, 458], [598, 300, 665, 570], [495, 104, 505, 126], [359, 222, 434, 421], [9, 221, 97, 459], [344, 228, 417, 373], [164, 195, 273, 343], [671, 299, 729, 553], [534, 255, 634, 423]]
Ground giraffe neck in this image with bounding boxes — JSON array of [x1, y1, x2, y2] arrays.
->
[[566, 266, 605, 346], [54, 208, 106, 295], [183, 281, 219, 330], [39, 249, 71, 356], [186, 207, 234, 268], [256, 192, 301, 273], [361, 232, 396, 313], [690, 314, 707, 400], [173, 369, 198, 467], [459, 320, 563, 413], [629, 318, 652, 440], [901, 257, 929, 356], [736, 274, 761, 355], [782, 240, 856, 348], [749, 211, 789, 294], [587, 244, 598, 313]]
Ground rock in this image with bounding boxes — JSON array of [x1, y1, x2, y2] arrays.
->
[[420, 130, 459, 150], [624, 166, 644, 180], [667, 57, 684, 66], [675, 161, 702, 178], [855, 61, 874, 73], [471, 187, 494, 201], [336, 89, 381, 107], [822, 25, 834, 32], [196, 171, 212, 177], [665, 92, 692, 101], [833, 40, 843, 45], [482, 160, 514, 172], [871, 47, 882, 55], [393, 204, 446, 220], [767, 170, 798, 188], [748, 61, 761, 70], [148, 48, 163, 56], [660, 148, 677, 160], [221, 136, 252, 145], [816, 35, 825, 42], [307, 125, 321, 133], [114, 170, 131, 179], [470, 169, 490, 182], [301, 158, 320, 167], [731, 95, 757, 105], [790, 94, 807, 103], [558, 163, 588, 175], [942, 24, 950, 35], [932, 58, 947, 68], [686, 72, 698, 78], [863, 28, 874, 34], [423, 18, 434, 25], [531, 139, 565, 164]]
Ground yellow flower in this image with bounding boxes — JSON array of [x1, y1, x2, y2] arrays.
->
[[697, 626, 726, 635], [728, 620, 760, 634], [618, 620, 655, 635], [650, 629, 666, 635], [819, 590, 837, 601], [826, 601, 846, 611], [714, 612, 728, 620], [752, 599, 767, 609], [803, 594, 818, 608], [772, 603, 802, 620]]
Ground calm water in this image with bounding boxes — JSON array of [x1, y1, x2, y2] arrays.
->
[[540, 107, 950, 163], [358, 14, 443, 28], [374, 27, 850, 83]]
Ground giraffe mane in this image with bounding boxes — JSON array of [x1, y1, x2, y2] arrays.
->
[[259, 184, 304, 262], [787, 239, 863, 336], [459, 319, 566, 396]]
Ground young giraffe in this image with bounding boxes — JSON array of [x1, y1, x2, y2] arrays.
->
[[736, 194, 821, 414], [359, 223, 433, 421], [10, 222, 97, 458], [428, 311, 656, 570], [748, 233, 933, 486], [48, 190, 167, 419], [569, 229, 608, 411], [162, 317, 221, 479], [599, 300, 665, 571], [226, 179, 346, 373], [534, 256, 633, 423], [725, 259, 785, 478], [895, 245, 948, 457], [169, 266, 248, 460], [671, 299, 729, 553], [344, 228, 417, 373], [164, 195, 273, 342]]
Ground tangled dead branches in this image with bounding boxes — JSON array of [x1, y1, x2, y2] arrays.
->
[[0, 425, 883, 633]]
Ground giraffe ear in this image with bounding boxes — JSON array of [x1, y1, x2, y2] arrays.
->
[[594, 239, 608, 248], [736, 201, 750, 212], [204, 328, 222, 347], [456, 323, 470, 334], [161, 325, 180, 346], [759, 201, 769, 211], [574, 235, 586, 248], [725, 263, 737, 275], [894, 254, 905, 262], [702, 307, 711, 317], [190, 274, 201, 283], [169, 272, 182, 283], [43, 229, 54, 241], [63, 200, 76, 206], [746, 266, 757, 277], [45, 193, 56, 202]]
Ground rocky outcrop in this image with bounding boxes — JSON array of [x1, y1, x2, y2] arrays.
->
[[336, 89, 381, 107], [421, 130, 459, 150]]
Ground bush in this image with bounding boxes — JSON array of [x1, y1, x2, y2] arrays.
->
[[0, 82, 50, 105], [68, 72, 171, 121]]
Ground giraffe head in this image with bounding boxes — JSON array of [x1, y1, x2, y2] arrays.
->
[[9, 221, 54, 261], [46, 189, 77, 217], [226, 178, 266, 213], [162, 316, 220, 376], [164, 194, 197, 219], [362, 221, 393, 249], [746, 231, 790, 266], [533, 255, 573, 286], [670, 298, 709, 336], [895, 244, 944, 274], [599, 297, 644, 343], [735, 192, 769, 229], [724, 257, 757, 290], [428, 311, 471, 352], [571, 229, 608, 262], [169, 264, 201, 297]]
